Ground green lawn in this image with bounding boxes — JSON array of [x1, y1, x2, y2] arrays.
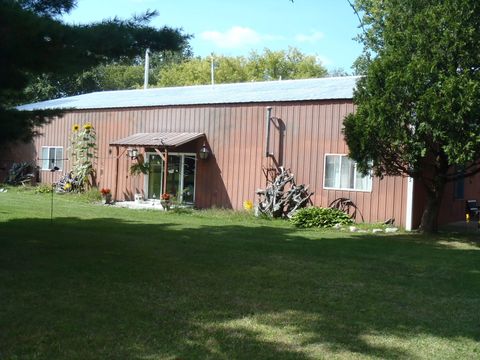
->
[[1, 188, 479, 359]]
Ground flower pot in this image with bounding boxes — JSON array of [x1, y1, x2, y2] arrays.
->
[[160, 200, 171, 210], [103, 193, 112, 204]]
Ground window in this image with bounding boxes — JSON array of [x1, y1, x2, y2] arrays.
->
[[324, 154, 372, 191], [454, 168, 464, 200], [41, 146, 63, 170]]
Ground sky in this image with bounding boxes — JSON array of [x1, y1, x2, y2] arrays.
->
[[63, 0, 363, 73]]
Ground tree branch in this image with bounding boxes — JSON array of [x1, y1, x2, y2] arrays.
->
[[346, 0, 367, 37]]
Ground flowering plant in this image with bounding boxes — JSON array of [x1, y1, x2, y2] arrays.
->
[[69, 121, 96, 191], [243, 200, 254, 211], [161, 193, 170, 201], [100, 188, 111, 196]]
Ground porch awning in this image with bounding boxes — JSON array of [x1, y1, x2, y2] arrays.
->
[[110, 132, 205, 147]]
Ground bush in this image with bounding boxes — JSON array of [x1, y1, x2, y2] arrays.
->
[[290, 207, 354, 228], [34, 184, 53, 194]]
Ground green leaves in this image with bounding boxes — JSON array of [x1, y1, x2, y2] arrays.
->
[[69, 123, 97, 189], [157, 48, 328, 87], [290, 207, 354, 229], [346, 0, 480, 178], [345, 0, 480, 230], [2, 0, 190, 145]]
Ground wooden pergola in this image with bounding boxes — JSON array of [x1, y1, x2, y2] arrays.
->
[[109, 132, 205, 200]]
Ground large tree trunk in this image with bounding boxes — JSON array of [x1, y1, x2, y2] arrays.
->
[[419, 179, 446, 233]]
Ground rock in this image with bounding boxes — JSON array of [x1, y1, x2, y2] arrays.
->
[[332, 223, 342, 229], [349, 226, 358, 232], [372, 228, 383, 234], [385, 227, 399, 233]]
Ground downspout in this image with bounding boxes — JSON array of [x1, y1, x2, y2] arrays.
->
[[405, 177, 414, 231], [265, 106, 272, 157], [405, 124, 416, 231]]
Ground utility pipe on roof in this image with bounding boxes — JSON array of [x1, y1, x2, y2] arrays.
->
[[144, 48, 150, 90], [265, 106, 272, 157], [210, 53, 215, 85]]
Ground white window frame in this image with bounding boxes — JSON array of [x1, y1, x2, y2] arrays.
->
[[40, 146, 64, 171], [323, 153, 372, 192]]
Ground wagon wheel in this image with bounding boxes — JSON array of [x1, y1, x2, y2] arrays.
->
[[329, 197, 364, 222]]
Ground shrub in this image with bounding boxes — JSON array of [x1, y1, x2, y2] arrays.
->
[[290, 207, 354, 228], [34, 184, 53, 194]]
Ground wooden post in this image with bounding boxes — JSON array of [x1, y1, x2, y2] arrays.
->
[[112, 146, 127, 201], [114, 146, 119, 201], [163, 148, 168, 194], [153, 147, 168, 194]]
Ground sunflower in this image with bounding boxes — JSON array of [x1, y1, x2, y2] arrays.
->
[[243, 200, 254, 211], [72, 124, 80, 132], [83, 123, 93, 130]]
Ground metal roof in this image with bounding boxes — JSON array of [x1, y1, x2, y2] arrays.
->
[[110, 132, 205, 147], [17, 76, 360, 111]]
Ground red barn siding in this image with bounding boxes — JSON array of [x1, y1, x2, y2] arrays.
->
[[29, 100, 409, 227], [437, 172, 480, 225]]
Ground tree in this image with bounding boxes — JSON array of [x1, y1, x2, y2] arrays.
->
[[156, 48, 328, 87], [343, 0, 480, 232], [0, 0, 190, 145], [24, 47, 193, 102]]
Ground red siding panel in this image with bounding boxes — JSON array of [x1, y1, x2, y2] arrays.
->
[[27, 100, 409, 227]]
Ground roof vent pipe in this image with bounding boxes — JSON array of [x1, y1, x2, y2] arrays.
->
[[144, 48, 150, 90], [265, 106, 272, 157], [210, 53, 215, 85]]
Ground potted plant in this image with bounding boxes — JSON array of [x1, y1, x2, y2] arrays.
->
[[100, 188, 112, 204], [160, 193, 171, 210], [129, 161, 150, 176]]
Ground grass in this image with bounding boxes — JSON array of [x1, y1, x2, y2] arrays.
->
[[0, 187, 479, 359]]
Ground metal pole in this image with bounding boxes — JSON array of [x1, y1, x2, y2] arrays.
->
[[163, 148, 168, 195], [144, 48, 150, 90], [50, 183, 54, 224], [211, 53, 215, 85], [50, 166, 59, 224]]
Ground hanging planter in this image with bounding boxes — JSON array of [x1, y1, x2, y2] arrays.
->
[[129, 162, 150, 175]]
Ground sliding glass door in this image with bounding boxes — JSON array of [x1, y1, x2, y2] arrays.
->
[[147, 153, 196, 204]]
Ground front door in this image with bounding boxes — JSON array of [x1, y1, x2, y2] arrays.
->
[[147, 153, 196, 204]]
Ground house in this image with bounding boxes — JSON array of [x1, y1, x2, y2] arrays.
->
[[8, 76, 476, 229]]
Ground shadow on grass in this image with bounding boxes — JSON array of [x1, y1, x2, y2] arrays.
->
[[1, 217, 479, 359]]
